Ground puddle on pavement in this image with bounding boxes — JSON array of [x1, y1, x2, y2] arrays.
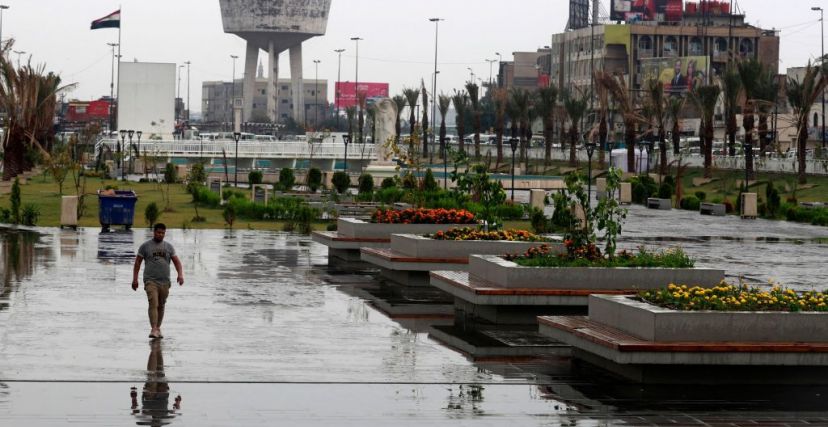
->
[[2, 220, 828, 424]]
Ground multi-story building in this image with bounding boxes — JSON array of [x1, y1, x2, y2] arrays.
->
[[202, 77, 328, 127]]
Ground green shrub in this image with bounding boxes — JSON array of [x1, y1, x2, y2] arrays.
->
[[680, 196, 700, 211], [530, 207, 551, 234], [248, 170, 263, 185], [332, 171, 350, 194], [21, 204, 40, 226], [374, 187, 406, 204], [164, 163, 177, 184], [381, 177, 397, 189], [694, 191, 707, 201], [0, 207, 9, 223], [630, 175, 657, 204], [223, 204, 236, 228], [189, 163, 207, 185], [358, 173, 374, 195], [423, 169, 439, 191], [658, 182, 673, 199], [277, 168, 295, 191], [144, 202, 160, 228], [307, 168, 322, 193], [765, 181, 781, 218], [401, 173, 417, 189]]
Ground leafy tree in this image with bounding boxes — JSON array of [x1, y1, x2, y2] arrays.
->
[[144, 202, 160, 228], [465, 82, 482, 158], [422, 168, 439, 191], [358, 173, 374, 195], [331, 171, 350, 194], [164, 163, 177, 183], [307, 167, 322, 193], [278, 168, 295, 191], [189, 162, 207, 186], [248, 170, 263, 185]]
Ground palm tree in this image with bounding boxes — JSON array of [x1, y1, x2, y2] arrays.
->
[[689, 84, 721, 178], [357, 91, 367, 145], [451, 91, 469, 154], [535, 85, 558, 166], [465, 82, 482, 158], [392, 95, 406, 145], [0, 48, 73, 180], [786, 61, 827, 184], [593, 71, 609, 169], [420, 83, 429, 159], [754, 68, 779, 157], [509, 88, 531, 163], [737, 58, 764, 181], [596, 71, 642, 172], [665, 95, 685, 161], [562, 89, 588, 167], [403, 87, 420, 137], [492, 88, 508, 167], [437, 94, 451, 160], [644, 78, 668, 175], [722, 64, 742, 157]]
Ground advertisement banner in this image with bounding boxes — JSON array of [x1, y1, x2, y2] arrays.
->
[[335, 82, 390, 109], [639, 56, 709, 92], [611, 0, 683, 22]]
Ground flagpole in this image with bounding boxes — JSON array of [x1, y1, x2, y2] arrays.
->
[[115, 5, 121, 132]]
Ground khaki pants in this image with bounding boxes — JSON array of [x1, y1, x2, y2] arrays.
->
[[144, 281, 171, 328]]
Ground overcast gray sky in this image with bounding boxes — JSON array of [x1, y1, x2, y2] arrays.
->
[[4, 0, 825, 113]]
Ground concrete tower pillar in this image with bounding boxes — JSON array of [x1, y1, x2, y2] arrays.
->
[[289, 43, 305, 125], [243, 41, 259, 122], [267, 41, 280, 123]]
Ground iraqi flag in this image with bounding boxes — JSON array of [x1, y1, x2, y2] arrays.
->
[[91, 10, 120, 30]]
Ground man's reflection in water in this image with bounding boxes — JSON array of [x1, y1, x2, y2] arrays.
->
[[130, 340, 182, 426]]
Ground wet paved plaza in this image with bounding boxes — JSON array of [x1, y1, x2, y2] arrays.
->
[[2, 204, 828, 425]]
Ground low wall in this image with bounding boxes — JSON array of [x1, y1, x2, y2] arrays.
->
[[337, 218, 474, 239], [589, 294, 828, 343], [390, 234, 550, 259], [468, 255, 724, 290]]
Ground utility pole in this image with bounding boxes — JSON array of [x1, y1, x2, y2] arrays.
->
[[185, 61, 191, 122], [430, 18, 443, 165], [313, 59, 321, 128], [351, 37, 363, 143], [108, 42, 119, 131], [230, 55, 238, 132], [813, 6, 825, 151], [334, 48, 345, 129]]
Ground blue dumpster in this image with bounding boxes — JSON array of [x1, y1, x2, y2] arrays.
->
[[98, 190, 138, 231]]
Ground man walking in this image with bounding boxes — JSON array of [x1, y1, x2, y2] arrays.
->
[[132, 223, 184, 339]]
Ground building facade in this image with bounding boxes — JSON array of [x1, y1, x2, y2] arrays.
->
[[202, 78, 328, 127]]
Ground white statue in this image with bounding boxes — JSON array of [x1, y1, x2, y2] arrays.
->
[[373, 98, 397, 164]]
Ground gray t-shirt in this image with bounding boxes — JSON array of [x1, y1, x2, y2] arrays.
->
[[137, 239, 177, 285]]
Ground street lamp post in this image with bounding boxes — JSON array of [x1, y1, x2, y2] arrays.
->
[[233, 132, 242, 187], [118, 130, 126, 177], [443, 136, 448, 190], [429, 18, 443, 167], [637, 141, 646, 175], [486, 59, 497, 90], [342, 134, 351, 172], [495, 52, 502, 87], [313, 59, 321, 128], [185, 61, 191, 123], [586, 142, 596, 209], [351, 37, 363, 142], [743, 142, 752, 190], [813, 6, 825, 151], [135, 131, 142, 176], [230, 55, 238, 132], [125, 130, 134, 180], [108, 42, 119, 132], [509, 137, 519, 201], [0, 5, 9, 50], [334, 49, 345, 129], [644, 140, 653, 174]]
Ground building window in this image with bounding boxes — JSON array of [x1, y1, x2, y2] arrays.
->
[[664, 36, 678, 55], [261, 90, 265, 95], [716, 37, 728, 54], [281, 99, 288, 104], [638, 35, 652, 51], [282, 85, 288, 90], [738, 39, 753, 56], [689, 37, 703, 55]]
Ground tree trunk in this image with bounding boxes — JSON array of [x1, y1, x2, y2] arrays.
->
[[744, 111, 755, 181], [758, 113, 768, 158], [496, 116, 504, 167], [626, 120, 636, 173], [358, 109, 365, 145], [457, 119, 466, 154], [727, 115, 737, 156], [672, 122, 681, 158], [474, 114, 481, 159], [395, 118, 402, 145], [599, 117, 608, 170], [439, 120, 447, 160], [569, 125, 578, 167], [703, 121, 713, 178], [544, 119, 553, 166], [798, 126, 808, 184], [659, 127, 668, 176]]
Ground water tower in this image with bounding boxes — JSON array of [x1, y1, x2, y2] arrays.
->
[[219, 0, 333, 124]]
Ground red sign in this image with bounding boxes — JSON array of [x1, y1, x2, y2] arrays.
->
[[335, 82, 390, 109], [65, 99, 111, 123]]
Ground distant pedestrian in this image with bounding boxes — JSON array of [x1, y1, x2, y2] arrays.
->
[[132, 223, 184, 339]]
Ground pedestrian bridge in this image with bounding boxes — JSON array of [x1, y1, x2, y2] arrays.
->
[[96, 139, 378, 161]]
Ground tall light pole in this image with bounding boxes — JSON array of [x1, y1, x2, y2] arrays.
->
[[430, 18, 443, 166], [108, 43, 119, 131], [177, 64, 184, 119], [313, 59, 321, 128], [0, 5, 9, 50], [334, 48, 345, 129], [351, 37, 363, 143], [813, 6, 825, 151], [486, 59, 497, 90], [184, 61, 191, 123], [495, 52, 503, 87], [230, 55, 238, 132], [467, 67, 475, 83]]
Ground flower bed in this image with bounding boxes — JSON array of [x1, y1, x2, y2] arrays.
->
[[430, 227, 547, 242], [371, 208, 476, 225], [640, 283, 828, 312], [506, 242, 695, 269]]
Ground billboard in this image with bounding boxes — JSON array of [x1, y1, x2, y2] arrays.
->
[[335, 82, 390, 109], [639, 56, 709, 92], [567, 0, 590, 30], [118, 62, 175, 138], [611, 0, 683, 22]]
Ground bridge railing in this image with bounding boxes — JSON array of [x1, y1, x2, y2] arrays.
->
[[96, 139, 378, 160]]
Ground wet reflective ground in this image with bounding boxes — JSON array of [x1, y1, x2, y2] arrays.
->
[[1, 207, 828, 425]]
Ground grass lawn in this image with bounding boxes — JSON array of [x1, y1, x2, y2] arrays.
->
[[0, 172, 332, 231]]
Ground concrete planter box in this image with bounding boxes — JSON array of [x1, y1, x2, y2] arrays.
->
[[468, 255, 724, 290], [699, 202, 726, 216], [391, 234, 553, 259], [590, 294, 828, 343], [646, 198, 672, 210], [337, 217, 473, 240]]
